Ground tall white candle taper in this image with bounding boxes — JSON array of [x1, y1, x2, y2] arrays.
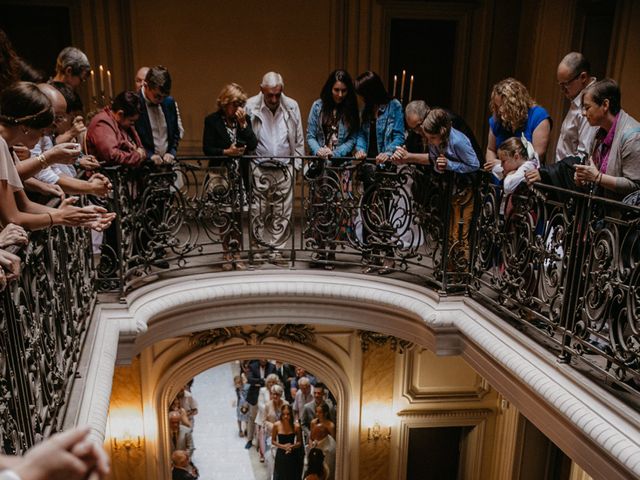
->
[[90, 70, 96, 98], [392, 75, 397, 98], [107, 70, 113, 99], [99, 65, 105, 94], [400, 70, 406, 102], [408, 75, 414, 103]]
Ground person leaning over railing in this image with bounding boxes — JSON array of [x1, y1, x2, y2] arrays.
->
[[0, 82, 114, 231], [418, 108, 479, 265], [484, 78, 551, 175], [202, 82, 257, 271], [353, 71, 404, 273], [525, 79, 640, 200], [306, 69, 359, 268]]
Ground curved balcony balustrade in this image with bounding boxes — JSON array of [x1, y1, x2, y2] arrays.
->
[[1, 155, 639, 454]]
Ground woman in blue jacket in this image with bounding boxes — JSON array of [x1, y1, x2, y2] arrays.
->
[[354, 71, 405, 273], [306, 70, 360, 268]]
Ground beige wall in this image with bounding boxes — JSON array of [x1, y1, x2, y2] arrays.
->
[[129, 0, 340, 155]]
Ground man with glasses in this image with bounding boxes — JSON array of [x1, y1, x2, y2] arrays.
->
[[555, 52, 598, 162], [51, 47, 91, 90]]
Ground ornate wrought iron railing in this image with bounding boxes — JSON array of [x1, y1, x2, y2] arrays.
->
[[0, 219, 95, 454], [2, 154, 638, 455], [94, 156, 639, 399]]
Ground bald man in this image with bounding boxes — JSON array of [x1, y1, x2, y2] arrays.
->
[[171, 450, 197, 480], [555, 52, 599, 162], [27, 84, 111, 197]]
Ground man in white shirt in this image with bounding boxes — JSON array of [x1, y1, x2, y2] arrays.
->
[[555, 52, 599, 162], [245, 72, 304, 253]]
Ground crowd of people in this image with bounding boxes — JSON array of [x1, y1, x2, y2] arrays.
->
[[235, 360, 337, 480], [167, 361, 337, 480], [2, 20, 640, 479]]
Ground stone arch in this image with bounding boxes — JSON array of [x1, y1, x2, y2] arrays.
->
[[146, 338, 359, 480]]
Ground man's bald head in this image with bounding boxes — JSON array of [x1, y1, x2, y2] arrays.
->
[[171, 449, 189, 467], [37, 83, 66, 133], [135, 66, 149, 91]]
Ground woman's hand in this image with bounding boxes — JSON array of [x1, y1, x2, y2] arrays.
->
[[316, 147, 332, 159], [68, 116, 87, 138], [435, 155, 448, 172], [525, 168, 542, 185], [224, 144, 246, 157], [484, 158, 500, 172], [391, 146, 408, 163], [574, 159, 599, 186], [354, 150, 366, 160], [77, 155, 100, 170], [87, 173, 113, 197], [235, 107, 247, 129], [0, 223, 28, 248], [45, 143, 83, 165], [0, 249, 21, 281], [375, 153, 390, 164]]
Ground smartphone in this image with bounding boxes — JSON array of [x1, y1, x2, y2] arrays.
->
[[235, 139, 247, 148]]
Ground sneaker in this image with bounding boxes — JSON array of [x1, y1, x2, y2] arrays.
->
[[244, 441, 252, 449]]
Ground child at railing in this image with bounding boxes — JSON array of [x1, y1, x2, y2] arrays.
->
[[493, 135, 540, 195]]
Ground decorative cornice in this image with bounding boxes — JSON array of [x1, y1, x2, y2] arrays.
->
[[190, 324, 316, 348], [359, 330, 413, 353], [396, 408, 492, 420]]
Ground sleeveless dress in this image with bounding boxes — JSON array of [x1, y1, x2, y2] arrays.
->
[[273, 432, 303, 480]]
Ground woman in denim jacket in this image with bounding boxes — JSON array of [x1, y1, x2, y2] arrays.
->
[[306, 70, 359, 268], [306, 70, 359, 162], [354, 71, 405, 273], [354, 71, 405, 162]]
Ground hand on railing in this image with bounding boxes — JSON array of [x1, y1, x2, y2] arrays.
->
[[0, 248, 21, 285], [76, 155, 101, 171], [525, 168, 541, 185], [86, 173, 113, 197], [0, 223, 28, 248], [55, 197, 116, 231]]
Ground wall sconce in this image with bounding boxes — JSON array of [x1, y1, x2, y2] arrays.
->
[[112, 435, 142, 451], [368, 421, 391, 442], [109, 407, 145, 454]]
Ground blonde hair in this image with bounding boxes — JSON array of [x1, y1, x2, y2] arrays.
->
[[216, 83, 247, 110], [490, 78, 534, 133]]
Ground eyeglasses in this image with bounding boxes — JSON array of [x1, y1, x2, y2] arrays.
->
[[558, 72, 582, 89], [231, 101, 246, 107]]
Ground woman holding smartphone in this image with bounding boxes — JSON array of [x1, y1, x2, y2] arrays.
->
[[203, 83, 258, 270]]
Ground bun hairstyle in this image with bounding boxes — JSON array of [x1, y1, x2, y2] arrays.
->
[[421, 108, 452, 150], [0, 81, 53, 129]]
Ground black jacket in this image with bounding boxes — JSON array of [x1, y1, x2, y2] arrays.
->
[[202, 110, 258, 167], [246, 360, 276, 405], [135, 91, 180, 158]]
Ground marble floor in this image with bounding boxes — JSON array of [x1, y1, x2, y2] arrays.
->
[[190, 362, 270, 480]]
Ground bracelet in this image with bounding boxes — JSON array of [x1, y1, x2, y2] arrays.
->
[[37, 153, 48, 169], [46, 212, 53, 228], [596, 172, 603, 186]]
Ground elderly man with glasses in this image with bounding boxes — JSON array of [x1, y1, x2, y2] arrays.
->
[[555, 52, 599, 163]]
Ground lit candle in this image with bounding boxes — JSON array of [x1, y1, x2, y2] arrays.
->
[[408, 75, 414, 103], [392, 75, 397, 98], [90, 69, 96, 98], [99, 65, 104, 95], [400, 70, 406, 102], [107, 70, 113, 99]]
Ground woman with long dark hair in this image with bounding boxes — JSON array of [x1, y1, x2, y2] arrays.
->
[[307, 69, 359, 161], [354, 71, 404, 273], [306, 70, 359, 268], [271, 403, 303, 479]]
